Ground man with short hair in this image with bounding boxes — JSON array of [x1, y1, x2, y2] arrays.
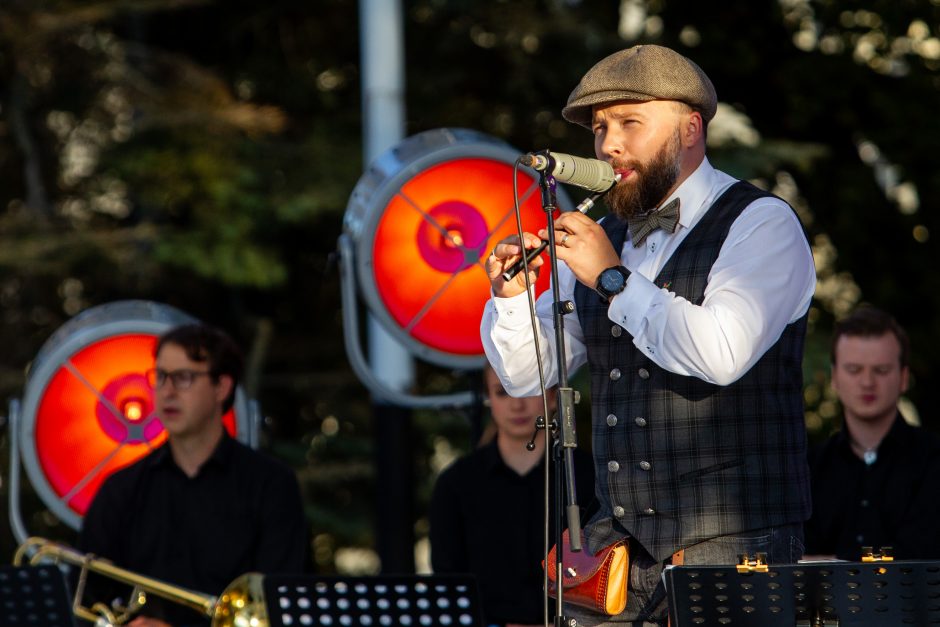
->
[[483, 45, 815, 625], [80, 323, 307, 627], [804, 306, 940, 561]]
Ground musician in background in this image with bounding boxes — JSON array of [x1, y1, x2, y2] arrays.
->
[[80, 323, 307, 627], [804, 306, 940, 560], [428, 364, 595, 627]]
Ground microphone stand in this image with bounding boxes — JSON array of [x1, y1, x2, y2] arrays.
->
[[532, 171, 582, 627]]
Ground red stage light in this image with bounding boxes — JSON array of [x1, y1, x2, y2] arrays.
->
[[371, 158, 553, 358], [120, 398, 146, 423], [345, 129, 574, 369]]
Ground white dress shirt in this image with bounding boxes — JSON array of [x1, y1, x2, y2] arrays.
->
[[481, 158, 816, 396]]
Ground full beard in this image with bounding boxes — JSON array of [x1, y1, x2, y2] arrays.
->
[[606, 129, 683, 220]]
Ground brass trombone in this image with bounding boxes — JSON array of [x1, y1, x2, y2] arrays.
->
[[13, 537, 268, 627]]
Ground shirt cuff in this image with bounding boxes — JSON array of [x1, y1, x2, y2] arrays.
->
[[607, 272, 659, 335], [491, 289, 535, 330]]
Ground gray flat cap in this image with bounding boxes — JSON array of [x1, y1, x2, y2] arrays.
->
[[562, 45, 718, 128]]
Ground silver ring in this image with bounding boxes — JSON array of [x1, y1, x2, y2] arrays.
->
[[561, 233, 570, 246]]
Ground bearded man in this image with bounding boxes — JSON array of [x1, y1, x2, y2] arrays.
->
[[482, 45, 816, 626]]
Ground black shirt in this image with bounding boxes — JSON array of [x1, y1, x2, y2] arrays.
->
[[428, 438, 596, 626], [805, 414, 940, 560], [79, 435, 307, 626]]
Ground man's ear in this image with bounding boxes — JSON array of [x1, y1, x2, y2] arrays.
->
[[683, 110, 704, 147], [215, 374, 234, 405]]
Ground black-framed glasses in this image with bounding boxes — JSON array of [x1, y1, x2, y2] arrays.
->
[[146, 368, 212, 390]]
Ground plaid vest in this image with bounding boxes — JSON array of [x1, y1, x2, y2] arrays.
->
[[574, 181, 811, 562]]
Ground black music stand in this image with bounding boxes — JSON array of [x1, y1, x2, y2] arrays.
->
[[665, 559, 940, 626], [0, 564, 76, 627], [263, 574, 483, 627]]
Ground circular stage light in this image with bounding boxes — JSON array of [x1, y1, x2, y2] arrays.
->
[[344, 128, 574, 369], [17, 300, 256, 530]]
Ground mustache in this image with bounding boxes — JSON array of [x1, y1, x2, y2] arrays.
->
[[611, 158, 644, 173]]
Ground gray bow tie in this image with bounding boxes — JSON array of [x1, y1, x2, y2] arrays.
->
[[628, 198, 681, 247]]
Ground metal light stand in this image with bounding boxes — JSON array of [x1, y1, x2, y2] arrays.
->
[[531, 169, 584, 627]]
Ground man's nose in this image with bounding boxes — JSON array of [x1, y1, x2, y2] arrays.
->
[[155, 381, 177, 397], [598, 132, 624, 159]]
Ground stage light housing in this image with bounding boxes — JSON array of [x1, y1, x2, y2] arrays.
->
[[343, 127, 573, 370]]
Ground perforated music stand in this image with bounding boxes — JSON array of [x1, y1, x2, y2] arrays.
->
[[263, 574, 483, 627], [0, 564, 76, 627], [665, 560, 940, 626]]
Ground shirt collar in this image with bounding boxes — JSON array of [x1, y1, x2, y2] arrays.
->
[[836, 412, 911, 456], [147, 443, 172, 468], [208, 432, 235, 466], [665, 157, 719, 231], [481, 436, 546, 475], [146, 432, 234, 473], [876, 412, 915, 452]]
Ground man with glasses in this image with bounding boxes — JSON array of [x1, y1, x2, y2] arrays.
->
[[79, 323, 307, 627]]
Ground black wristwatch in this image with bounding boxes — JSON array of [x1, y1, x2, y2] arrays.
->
[[595, 265, 631, 302]]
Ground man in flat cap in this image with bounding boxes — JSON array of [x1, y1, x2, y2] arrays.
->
[[483, 45, 815, 625]]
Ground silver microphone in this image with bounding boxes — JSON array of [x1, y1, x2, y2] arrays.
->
[[520, 151, 618, 193]]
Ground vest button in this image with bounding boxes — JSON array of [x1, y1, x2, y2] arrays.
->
[[639, 461, 651, 471], [606, 414, 618, 427], [609, 368, 621, 381], [607, 461, 620, 473], [638, 368, 650, 379], [643, 507, 656, 516], [611, 325, 623, 338], [634, 417, 647, 427], [613, 506, 625, 518]]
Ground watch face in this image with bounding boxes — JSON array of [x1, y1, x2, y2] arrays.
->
[[600, 268, 626, 292]]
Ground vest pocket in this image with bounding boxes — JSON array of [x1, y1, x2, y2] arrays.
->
[[678, 458, 744, 482]]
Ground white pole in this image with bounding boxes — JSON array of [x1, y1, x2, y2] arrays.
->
[[359, 0, 414, 394], [359, 0, 415, 574]]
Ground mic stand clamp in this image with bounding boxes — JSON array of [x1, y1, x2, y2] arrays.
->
[[526, 415, 551, 452]]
